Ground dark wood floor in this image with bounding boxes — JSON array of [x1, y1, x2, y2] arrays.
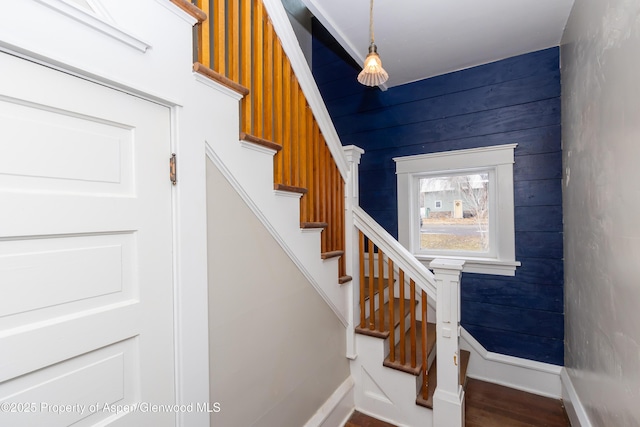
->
[[345, 411, 397, 427], [344, 379, 570, 427]]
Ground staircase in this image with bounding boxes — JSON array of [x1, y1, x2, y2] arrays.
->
[[348, 205, 469, 426], [174, 0, 469, 425]]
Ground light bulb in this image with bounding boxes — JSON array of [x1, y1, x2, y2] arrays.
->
[[357, 44, 389, 87]]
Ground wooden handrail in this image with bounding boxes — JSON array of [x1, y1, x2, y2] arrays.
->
[[192, 0, 346, 279]]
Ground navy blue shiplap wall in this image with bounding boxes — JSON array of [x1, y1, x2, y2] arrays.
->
[[312, 19, 564, 365]]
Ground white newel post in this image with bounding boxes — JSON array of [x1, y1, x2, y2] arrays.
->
[[343, 145, 364, 359], [430, 259, 465, 427]]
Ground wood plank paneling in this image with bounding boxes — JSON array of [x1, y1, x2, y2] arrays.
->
[[514, 179, 562, 207], [331, 73, 561, 136], [355, 125, 561, 173], [515, 258, 564, 285], [513, 152, 563, 180], [461, 301, 564, 339], [515, 206, 563, 232], [464, 324, 564, 364], [462, 277, 564, 312], [515, 231, 563, 259], [337, 98, 561, 148], [312, 18, 564, 365]]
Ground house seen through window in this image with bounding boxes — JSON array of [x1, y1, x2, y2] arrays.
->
[[419, 173, 489, 253]]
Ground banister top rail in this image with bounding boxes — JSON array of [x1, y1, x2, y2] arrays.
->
[[353, 205, 437, 299]]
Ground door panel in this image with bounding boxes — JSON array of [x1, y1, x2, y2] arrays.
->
[[0, 52, 175, 426]]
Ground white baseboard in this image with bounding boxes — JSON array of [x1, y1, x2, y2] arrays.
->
[[460, 327, 563, 398], [303, 376, 355, 427], [561, 368, 592, 427]]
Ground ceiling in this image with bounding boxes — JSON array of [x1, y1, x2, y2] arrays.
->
[[302, 0, 575, 89]]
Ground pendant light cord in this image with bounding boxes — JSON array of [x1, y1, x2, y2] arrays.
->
[[369, 0, 375, 45]]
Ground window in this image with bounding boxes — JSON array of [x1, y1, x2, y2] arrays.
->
[[395, 144, 520, 276]]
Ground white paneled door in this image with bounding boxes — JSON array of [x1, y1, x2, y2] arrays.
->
[[0, 52, 175, 426]]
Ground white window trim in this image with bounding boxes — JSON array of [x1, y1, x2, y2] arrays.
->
[[395, 144, 520, 276]]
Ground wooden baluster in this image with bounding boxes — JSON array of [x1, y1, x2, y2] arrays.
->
[[305, 108, 314, 222], [421, 290, 428, 399], [324, 143, 330, 249], [410, 279, 417, 368], [339, 174, 345, 277], [263, 19, 274, 142], [319, 142, 327, 252], [273, 41, 283, 183], [377, 248, 385, 332], [399, 269, 406, 365], [228, 0, 240, 81], [313, 124, 321, 224], [368, 239, 375, 330], [240, 0, 252, 133], [299, 93, 308, 221], [388, 259, 395, 362], [213, 0, 225, 73], [336, 167, 341, 255], [290, 80, 299, 188], [252, 0, 264, 137], [326, 162, 332, 252], [282, 60, 292, 185], [359, 231, 365, 329], [197, 0, 211, 67]]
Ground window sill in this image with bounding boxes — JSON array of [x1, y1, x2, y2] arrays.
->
[[414, 254, 520, 276]]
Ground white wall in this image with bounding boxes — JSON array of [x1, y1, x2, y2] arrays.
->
[[206, 160, 350, 426], [561, 1, 640, 425]]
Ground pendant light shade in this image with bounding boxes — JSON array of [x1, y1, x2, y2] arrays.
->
[[358, 0, 388, 87]]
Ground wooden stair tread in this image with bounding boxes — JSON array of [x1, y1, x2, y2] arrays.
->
[[193, 62, 249, 96], [355, 298, 413, 339], [273, 183, 307, 194], [338, 275, 353, 284], [300, 222, 328, 229], [321, 250, 344, 259], [361, 276, 390, 300], [416, 349, 471, 409], [383, 321, 435, 375], [239, 132, 282, 151]]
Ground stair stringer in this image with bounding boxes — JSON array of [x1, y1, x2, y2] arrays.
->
[[352, 334, 434, 427], [205, 134, 348, 326]]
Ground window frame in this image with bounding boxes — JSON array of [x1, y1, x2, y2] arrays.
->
[[395, 144, 520, 276]]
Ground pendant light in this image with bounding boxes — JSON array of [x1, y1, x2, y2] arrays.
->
[[357, 0, 389, 87]]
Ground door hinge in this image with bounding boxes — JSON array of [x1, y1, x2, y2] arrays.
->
[[170, 153, 177, 185]]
